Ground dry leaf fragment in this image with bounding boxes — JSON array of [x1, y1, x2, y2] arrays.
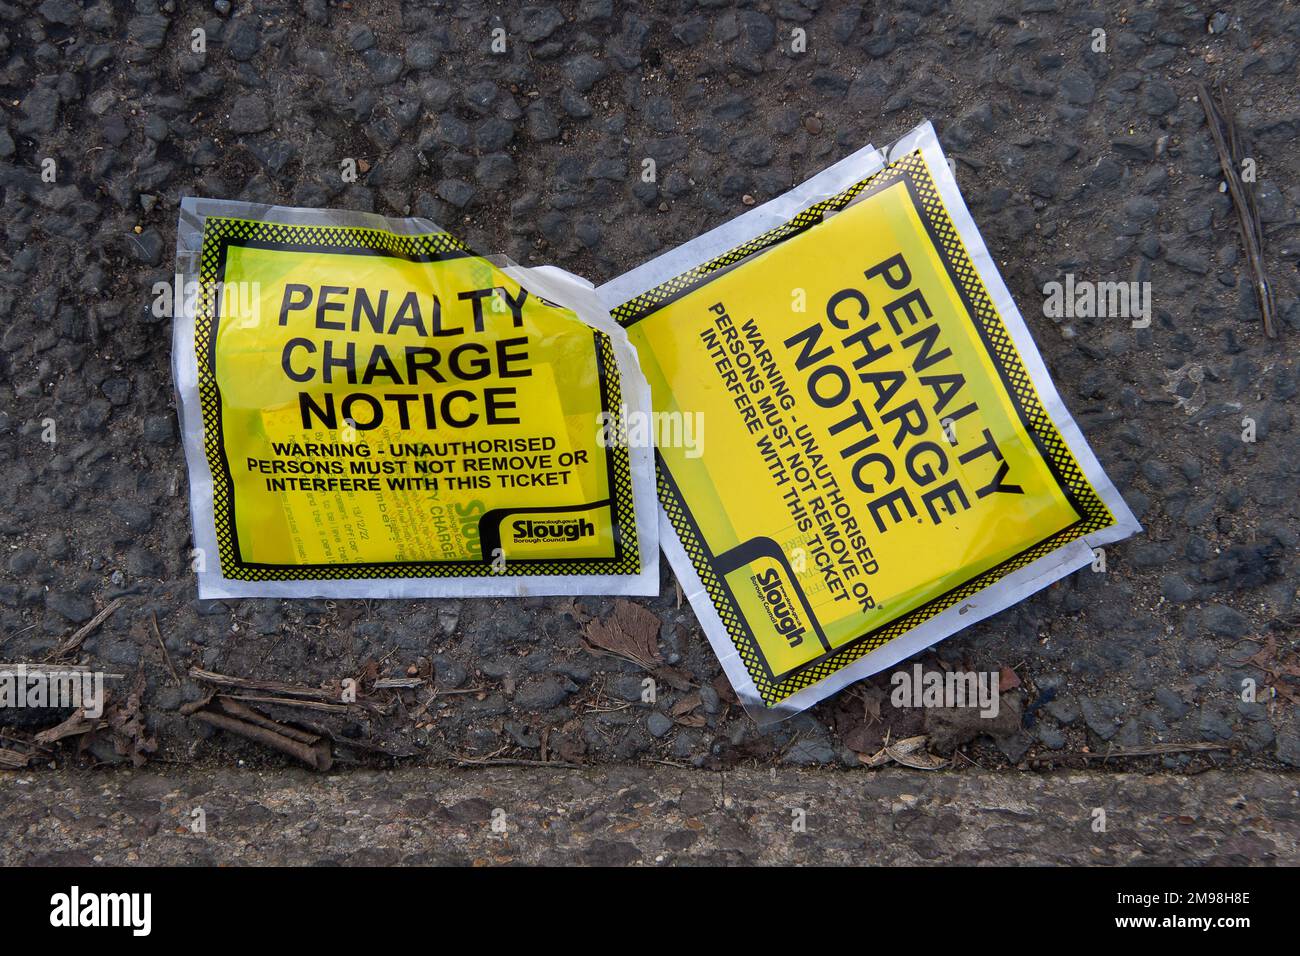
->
[[858, 747, 892, 768], [581, 599, 663, 669], [860, 734, 948, 770], [671, 693, 702, 718], [884, 735, 947, 770], [712, 673, 739, 706], [106, 670, 157, 767], [654, 666, 694, 692]]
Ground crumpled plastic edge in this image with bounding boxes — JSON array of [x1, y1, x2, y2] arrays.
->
[[597, 121, 1141, 724], [173, 196, 658, 600]]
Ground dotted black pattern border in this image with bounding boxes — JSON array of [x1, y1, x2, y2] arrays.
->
[[195, 217, 640, 581], [625, 152, 1115, 707]]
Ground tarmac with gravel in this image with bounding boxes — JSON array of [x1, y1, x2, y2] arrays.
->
[[0, 1, 1297, 781], [4, 765, 1298, 865]]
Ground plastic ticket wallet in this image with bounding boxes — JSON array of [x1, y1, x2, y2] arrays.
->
[[599, 122, 1141, 721], [173, 199, 657, 599]]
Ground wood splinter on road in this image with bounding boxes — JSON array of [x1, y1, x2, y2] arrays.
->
[[49, 597, 125, 660], [181, 696, 333, 771], [188, 665, 382, 713], [1197, 81, 1277, 339]]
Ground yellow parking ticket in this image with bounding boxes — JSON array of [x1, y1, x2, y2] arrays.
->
[[600, 122, 1139, 719], [173, 199, 656, 598]]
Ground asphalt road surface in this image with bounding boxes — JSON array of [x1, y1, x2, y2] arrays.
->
[[0, 2, 1297, 780]]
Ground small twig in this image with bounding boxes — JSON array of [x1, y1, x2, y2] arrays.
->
[[295, 720, 417, 758], [49, 598, 124, 659], [447, 755, 583, 770], [186, 707, 332, 770], [0, 663, 124, 679], [189, 666, 338, 699], [0, 622, 37, 651], [955, 748, 987, 771], [1077, 741, 1231, 760], [372, 677, 424, 690], [1197, 82, 1276, 338], [150, 613, 181, 686], [0, 728, 52, 752], [583, 701, 634, 714], [33, 710, 105, 745], [189, 666, 378, 710], [213, 697, 321, 744], [431, 685, 488, 696], [0, 747, 32, 768], [218, 694, 357, 714]]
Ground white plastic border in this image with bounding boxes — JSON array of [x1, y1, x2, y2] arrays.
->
[[174, 197, 658, 599], [597, 121, 1141, 723]]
